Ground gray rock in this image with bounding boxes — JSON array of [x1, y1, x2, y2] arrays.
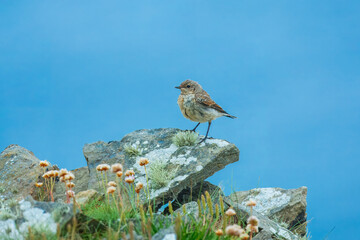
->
[[83, 128, 239, 208], [223, 199, 300, 240], [253, 230, 274, 240], [164, 180, 223, 214], [228, 187, 307, 235], [152, 226, 176, 240], [75, 189, 103, 206], [174, 201, 199, 217], [0, 196, 74, 239], [0, 145, 44, 201]]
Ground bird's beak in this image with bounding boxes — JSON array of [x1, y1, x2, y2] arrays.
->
[[175, 86, 181, 89]]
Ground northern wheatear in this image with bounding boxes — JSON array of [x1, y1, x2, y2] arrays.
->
[[175, 80, 236, 143]]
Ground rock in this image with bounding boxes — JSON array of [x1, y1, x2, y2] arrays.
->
[[0, 145, 44, 201], [75, 189, 103, 206], [172, 181, 223, 211], [227, 187, 307, 235], [253, 230, 274, 240], [0, 196, 74, 239], [223, 199, 300, 240], [152, 226, 176, 240], [174, 201, 199, 217], [83, 128, 239, 208], [52, 166, 90, 202]]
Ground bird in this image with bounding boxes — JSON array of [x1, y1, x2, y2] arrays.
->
[[175, 79, 236, 143]]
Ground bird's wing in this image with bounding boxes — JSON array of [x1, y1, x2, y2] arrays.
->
[[196, 91, 227, 114]]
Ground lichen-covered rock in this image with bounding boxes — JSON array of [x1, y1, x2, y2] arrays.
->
[[52, 166, 90, 202], [174, 201, 199, 217], [0, 145, 44, 201], [228, 187, 307, 236], [152, 226, 176, 240], [0, 196, 74, 239], [223, 199, 300, 240], [83, 128, 239, 208]]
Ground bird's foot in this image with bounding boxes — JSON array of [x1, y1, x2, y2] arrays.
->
[[198, 136, 208, 144]]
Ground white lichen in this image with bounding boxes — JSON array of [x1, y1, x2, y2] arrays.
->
[[150, 174, 189, 199], [199, 138, 229, 148], [0, 219, 22, 240], [241, 188, 290, 215], [196, 165, 203, 171], [163, 233, 177, 240]]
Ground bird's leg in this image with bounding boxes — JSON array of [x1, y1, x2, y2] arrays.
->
[[198, 121, 211, 144], [191, 122, 201, 132]]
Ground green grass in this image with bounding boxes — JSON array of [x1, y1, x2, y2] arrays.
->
[[123, 144, 142, 157], [147, 158, 179, 189], [172, 131, 199, 147]]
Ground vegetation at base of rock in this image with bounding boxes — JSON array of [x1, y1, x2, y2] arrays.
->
[[172, 130, 199, 147], [123, 144, 142, 157], [81, 199, 120, 223], [147, 158, 179, 189]]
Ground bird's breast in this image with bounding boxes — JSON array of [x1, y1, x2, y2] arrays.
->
[[182, 94, 196, 108]]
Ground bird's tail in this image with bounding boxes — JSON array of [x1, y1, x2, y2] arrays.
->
[[225, 114, 237, 119]]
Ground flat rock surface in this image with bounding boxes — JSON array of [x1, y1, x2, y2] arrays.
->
[[0, 145, 44, 201], [83, 128, 239, 207]]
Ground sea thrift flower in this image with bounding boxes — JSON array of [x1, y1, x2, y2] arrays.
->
[[101, 164, 110, 171], [125, 169, 135, 177], [240, 233, 250, 240], [66, 182, 75, 188], [136, 182, 143, 189], [116, 171, 123, 178], [246, 224, 259, 233], [225, 208, 236, 216], [246, 199, 257, 207], [48, 170, 55, 177], [42, 172, 50, 179], [60, 176, 66, 182], [66, 190, 75, 198], [247, 216, 259, 226], [67, 172, 75, 181], [139, 158, 149, 166], [107, 186, 116, 194], [54, 170, 60, 177], [96, 164, 103, 171], [35, 182, 43, 187], [125, 175, 135, 184], [215, 229, 223, 236], [111, 163, 123, 173], [107, 181, 117, 187], [135, 182, 143, 193], [225, 224, 244, 237], [59, 169, 68, 177], [39, 160, 50, 167]]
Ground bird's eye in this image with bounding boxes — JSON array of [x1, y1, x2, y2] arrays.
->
[[187, 85, 191, 88]]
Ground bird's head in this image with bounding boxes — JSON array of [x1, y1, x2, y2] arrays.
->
[[175, 80, 202, 94]]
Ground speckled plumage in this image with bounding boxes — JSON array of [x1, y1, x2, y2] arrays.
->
[[175, 80, 236, 143], [176, 80, 236, 123]]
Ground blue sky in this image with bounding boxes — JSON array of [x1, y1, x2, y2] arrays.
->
[[1, 1, 359, 239]]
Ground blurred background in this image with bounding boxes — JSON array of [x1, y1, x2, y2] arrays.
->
[[1, 1, 359, 239]]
